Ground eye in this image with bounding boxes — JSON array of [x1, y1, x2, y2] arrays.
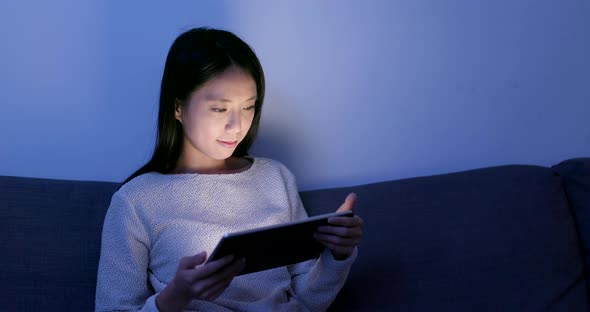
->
[[243, 105, 256, 111], [211, 108, 227, 113]]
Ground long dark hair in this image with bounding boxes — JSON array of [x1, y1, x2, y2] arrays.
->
[[121, 27, 265, 186]]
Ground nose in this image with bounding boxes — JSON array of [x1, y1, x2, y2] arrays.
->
[[225, 110, 242, 134]]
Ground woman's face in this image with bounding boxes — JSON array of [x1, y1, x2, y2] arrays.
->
[[175, 66, 257, 169]]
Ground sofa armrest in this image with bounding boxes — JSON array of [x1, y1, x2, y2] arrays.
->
[[553, 158, 590, 286]]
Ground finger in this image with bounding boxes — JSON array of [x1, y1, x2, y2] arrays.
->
[[219, 257, 246, 279], [192, 254, 235, 280], [326, 215, 362, 227], [209, 286, 228, 301], [316, 226, 362, 238], [199, 257, 245, 285], [179, 251, 207, 270], [201, 259, 244, 301], [318, 241, 355, 256], [200, 274, 232, 301], [314, 232, 361, 246], [203, 279, 230, 301], [335, 192, 357, 213], [357, 215, 365, 228], [192, 258, 245, 298]]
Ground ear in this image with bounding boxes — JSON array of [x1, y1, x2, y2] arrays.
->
[[175, 99, 183, 123]]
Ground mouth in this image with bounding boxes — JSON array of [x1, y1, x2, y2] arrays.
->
[[217, 140, 239, 148]]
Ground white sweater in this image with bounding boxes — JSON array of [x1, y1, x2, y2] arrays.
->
[[95, 157, 356, 312]]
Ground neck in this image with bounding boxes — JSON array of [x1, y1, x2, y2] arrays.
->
[[173, 156, 251, 174]]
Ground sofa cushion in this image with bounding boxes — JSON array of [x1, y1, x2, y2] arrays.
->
[[301, 164, 589, 311], [553, 158, 590, 293], [0, 176, 118, 311]]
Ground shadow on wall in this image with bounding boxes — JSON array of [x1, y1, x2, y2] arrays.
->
[[249, 95, 304, 171], [250, 120, 299, 170]]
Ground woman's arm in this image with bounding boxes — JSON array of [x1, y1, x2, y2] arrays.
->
[[95, 191, 246, 312], [286, 195, 360, 312], [95, 192, 159, 312], [280, 165, 361, 311], [287, 247, 358, 312]]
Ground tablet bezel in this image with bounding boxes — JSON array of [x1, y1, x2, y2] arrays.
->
[[206, 211, 355, 275]]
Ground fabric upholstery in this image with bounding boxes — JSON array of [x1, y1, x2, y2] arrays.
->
[[1, 158, 589, 311], [553, 158, 590, 295], [0, 176, 117, 311], [301, 164, 589, 311]]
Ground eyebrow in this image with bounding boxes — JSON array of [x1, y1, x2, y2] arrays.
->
[[206, 95, 257, 103]]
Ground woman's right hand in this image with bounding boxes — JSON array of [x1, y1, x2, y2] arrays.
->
[[156, 252, 246, 312]]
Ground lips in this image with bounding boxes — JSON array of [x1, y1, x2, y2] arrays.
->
[[218, 140, 238, 148]]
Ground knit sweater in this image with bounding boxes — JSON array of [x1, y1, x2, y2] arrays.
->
[[95, 157, 356, 312]]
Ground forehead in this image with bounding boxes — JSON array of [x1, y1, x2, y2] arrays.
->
[[193, 66, 257, 101]]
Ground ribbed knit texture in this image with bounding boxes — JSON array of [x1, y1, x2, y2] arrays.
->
[[95, 157, 356, 312]]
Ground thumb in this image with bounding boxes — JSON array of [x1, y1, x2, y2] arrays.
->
[[336, 192, 357, 213], [181, 251, 207, 269]]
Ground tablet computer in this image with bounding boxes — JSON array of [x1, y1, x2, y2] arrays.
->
[[206, 211, 355, 275]]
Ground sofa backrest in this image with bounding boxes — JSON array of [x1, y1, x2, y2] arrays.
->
[[300, 162, 589, 311], [0, 176, 117, 311]]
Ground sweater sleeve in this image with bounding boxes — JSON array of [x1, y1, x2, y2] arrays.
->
[[288, 248, 357, 312], [95, 191, 160, 312], [280, 165, 357, 312]]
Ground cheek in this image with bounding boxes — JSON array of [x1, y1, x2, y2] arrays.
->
[[242, 112, 255, 129], [198, 118, 225, 138], [183, 111, 219, 138]]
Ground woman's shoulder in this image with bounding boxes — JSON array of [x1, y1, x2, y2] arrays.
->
[[114, 172, 168, 201], [250, 156, 298, 184], [251, 156, 292, 174]]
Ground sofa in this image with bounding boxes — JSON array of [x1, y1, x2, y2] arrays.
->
[[1, 157, 589, 311]]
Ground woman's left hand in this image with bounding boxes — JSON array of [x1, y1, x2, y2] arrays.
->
[[314, 192, 364, 260]]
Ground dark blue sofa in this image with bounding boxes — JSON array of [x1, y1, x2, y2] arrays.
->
[[1, 158, 589, 311]]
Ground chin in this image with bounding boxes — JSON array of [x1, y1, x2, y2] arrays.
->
[[210, 151, 236, 161]]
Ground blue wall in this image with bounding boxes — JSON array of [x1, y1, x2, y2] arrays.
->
[[1, 0, 589, 190]]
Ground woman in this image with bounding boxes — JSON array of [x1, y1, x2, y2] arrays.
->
[[95, 27, 363, 312]]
